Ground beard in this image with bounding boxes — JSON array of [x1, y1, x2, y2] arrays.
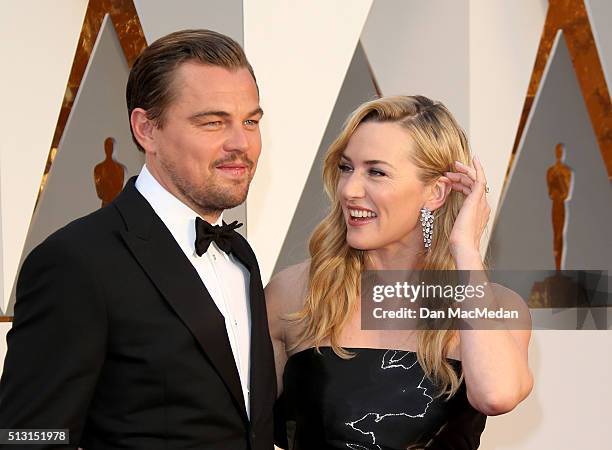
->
[[159, 154, 254, 216]]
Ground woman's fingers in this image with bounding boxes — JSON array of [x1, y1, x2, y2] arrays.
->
[[473, 156, 487, 182], [449, 156, 490, 199], [472, 155, 488, 195], [450, 182, 472, 196], [445, 171, 474, 188], [454, 160, 476, 181]]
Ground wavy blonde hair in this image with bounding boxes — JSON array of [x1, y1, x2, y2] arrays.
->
[[290, 95, 473, 397]]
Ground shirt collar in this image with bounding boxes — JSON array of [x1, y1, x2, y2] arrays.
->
[[135, 164, 223, 256]]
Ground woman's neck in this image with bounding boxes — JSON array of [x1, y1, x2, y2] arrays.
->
[[364, 232, 425, 270]]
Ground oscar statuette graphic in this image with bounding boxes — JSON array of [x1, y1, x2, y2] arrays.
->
[[529, 144, 578, 310], [547, 143, 572, 271], [94, 137, 126, 207]]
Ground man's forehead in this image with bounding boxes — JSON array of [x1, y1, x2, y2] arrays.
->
[[172, 62, 256, 94], [167, 65, 258, 114]]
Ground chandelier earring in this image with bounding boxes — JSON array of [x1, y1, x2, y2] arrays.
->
[[420, 207, 434, 250]]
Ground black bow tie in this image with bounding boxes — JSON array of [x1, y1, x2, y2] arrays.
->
[[194, 218, 243, 256]]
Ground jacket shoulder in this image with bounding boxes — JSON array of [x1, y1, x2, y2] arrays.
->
[[28, 205, 124, 260]]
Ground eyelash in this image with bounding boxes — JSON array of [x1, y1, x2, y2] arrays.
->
[[338, 163, 386, 177], [200, 119, 259, 128], [369, 169, 386, 177]]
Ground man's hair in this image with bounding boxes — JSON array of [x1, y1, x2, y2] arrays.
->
[[126, 29, 256, 152]]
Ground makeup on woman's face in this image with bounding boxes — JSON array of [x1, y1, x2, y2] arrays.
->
[[337, 121, 428, 251]]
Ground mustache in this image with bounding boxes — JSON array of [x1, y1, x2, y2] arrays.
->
[[212, 154, 254, 169]]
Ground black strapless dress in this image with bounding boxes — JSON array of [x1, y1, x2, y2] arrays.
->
[[275, 347, 486, 450]]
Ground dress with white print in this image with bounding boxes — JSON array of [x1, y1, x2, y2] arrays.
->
[[276, 347, 486, 450]]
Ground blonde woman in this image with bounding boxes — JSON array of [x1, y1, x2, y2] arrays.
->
[[266, 96, 533, 449]]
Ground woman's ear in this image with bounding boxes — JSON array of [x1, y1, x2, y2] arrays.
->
[[424, 176, 452, 212]]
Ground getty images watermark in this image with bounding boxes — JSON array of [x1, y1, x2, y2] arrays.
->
[[361, 270, 610, 330]]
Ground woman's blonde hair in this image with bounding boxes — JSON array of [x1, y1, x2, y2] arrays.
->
[[290, 95, 473, 397]]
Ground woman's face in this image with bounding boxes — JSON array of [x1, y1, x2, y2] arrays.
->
[[337, 121, 429, 251]]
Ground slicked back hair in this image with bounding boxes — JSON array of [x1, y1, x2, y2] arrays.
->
[[126, 29, 256, 152]]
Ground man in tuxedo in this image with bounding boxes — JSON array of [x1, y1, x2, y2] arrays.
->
[[0, 29, 275, 449]]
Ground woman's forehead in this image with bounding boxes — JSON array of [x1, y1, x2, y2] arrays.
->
[[344, 122, 414, 162]]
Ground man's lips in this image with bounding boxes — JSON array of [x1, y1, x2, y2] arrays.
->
[[215, 164, 249, 177], [217, 164, 248, 169]]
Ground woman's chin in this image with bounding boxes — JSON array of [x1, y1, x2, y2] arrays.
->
[[346, 236, 377, 251]]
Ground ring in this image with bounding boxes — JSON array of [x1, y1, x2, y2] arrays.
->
[[485, 185, 490, 193]]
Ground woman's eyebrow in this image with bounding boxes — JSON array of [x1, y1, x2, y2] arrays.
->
[[341, 154, 393, 168]]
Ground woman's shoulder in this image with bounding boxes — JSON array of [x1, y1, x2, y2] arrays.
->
[[265, 260, 310, 315], [269, 259, 310, 286], [488, 282, 531, 323], [488, 282, 532, 340]]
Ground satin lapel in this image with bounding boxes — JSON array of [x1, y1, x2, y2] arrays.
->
[[113, 179, 248, 421], [230, 235, 276, 425]]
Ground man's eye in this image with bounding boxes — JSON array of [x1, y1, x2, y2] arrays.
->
[[338, 163, 353, 173], [244, 119, 259, 127], [202, 121, 222, 127]]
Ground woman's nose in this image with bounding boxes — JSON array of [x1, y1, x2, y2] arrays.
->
[[340, 173, 365, 200]]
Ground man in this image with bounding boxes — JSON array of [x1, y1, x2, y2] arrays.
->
[[0, 29, 275, 449]]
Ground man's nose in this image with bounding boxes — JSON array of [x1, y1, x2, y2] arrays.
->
[[340, 172, 365, 200], [224, 123, 249, 152]]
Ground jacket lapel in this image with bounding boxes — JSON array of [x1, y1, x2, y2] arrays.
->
[[230, 236, 277, 425], [113, 178, 248, 422]]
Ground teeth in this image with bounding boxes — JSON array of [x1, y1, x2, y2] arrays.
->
[[349, 209, 377, 218]]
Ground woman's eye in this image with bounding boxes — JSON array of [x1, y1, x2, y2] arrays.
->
[[338, 163, 352, 173], [369, 169, 386, 177]]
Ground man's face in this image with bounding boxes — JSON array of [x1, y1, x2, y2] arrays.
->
[[146, 62, 262, 216]]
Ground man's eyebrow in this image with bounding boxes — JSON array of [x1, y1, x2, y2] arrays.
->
[[189, 107, 264, 122], [189, 110, 230, 121], [248, 107, 264, 118], [340, 154, 394, 167]]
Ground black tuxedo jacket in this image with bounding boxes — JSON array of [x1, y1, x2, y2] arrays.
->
[[0, 178, 276, 449]]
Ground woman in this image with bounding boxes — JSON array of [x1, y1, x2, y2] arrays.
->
[[266, 95, 533, 449]]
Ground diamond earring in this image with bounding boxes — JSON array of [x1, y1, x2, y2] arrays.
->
[[420, 207, 434, 250]]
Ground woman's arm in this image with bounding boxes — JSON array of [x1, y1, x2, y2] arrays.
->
[[447, 156, 533, 415], [454, 251, 533, 416], [265, 274, 289, 397], [264, 261, 310, 397], [265, 263, 310, 450]]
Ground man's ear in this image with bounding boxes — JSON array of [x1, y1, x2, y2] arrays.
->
[[424, 176, 452, 211], [130, 108, 156, 154]]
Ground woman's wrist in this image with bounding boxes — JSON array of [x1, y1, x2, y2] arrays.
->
[[451, 245, 484, 270]]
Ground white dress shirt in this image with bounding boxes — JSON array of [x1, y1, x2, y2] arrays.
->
[[135, 165, 252, 417]]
